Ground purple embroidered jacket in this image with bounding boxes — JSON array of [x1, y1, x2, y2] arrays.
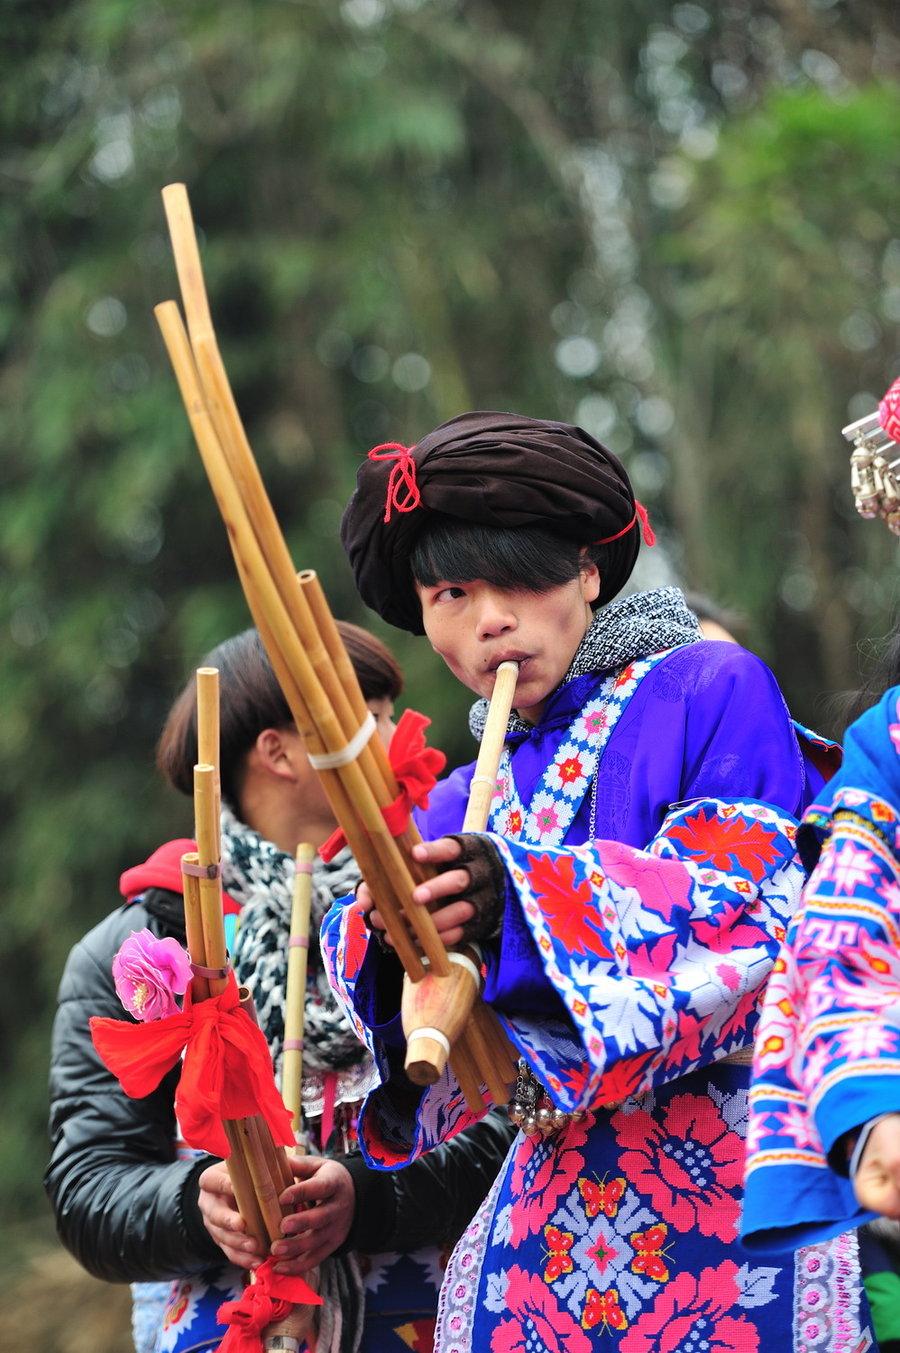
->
[[320, 634, 870, 1353]]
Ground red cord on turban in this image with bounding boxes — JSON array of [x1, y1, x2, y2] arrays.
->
[[90, 976, 295, 1158]]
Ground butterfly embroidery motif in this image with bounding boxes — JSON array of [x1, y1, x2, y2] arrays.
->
[[579, 1174, 626, 1219], [582, 1286, 628, 1332], [630, 1223, 672, 1282], [542, 1225, 575, 1283]]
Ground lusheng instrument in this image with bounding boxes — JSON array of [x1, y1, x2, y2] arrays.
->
[[154, 182, 519, 1110], [187, 670, 320, 1352]]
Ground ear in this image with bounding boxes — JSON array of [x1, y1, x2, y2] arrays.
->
[[579, 552, 601, 604], [253, 727, 300, 782]]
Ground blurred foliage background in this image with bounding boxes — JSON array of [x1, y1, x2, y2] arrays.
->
[[2, 0, 899, 1310]]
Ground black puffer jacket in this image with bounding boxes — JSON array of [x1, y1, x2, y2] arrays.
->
[[45, 887, 517, 1283]]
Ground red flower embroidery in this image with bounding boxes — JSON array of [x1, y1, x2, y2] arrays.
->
[[491, 1268, 593, 1353], [524, 852, 610, 957], [614, 1093, 743, 1238], [509, 1114, 591, 1244], [342, 903, 371, 983], [664, 808, 781, 882], [556, 754, 586, 785], [620, 1260, 758, 1353]]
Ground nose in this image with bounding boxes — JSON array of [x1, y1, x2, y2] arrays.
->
[[475, 588, 518, 641]]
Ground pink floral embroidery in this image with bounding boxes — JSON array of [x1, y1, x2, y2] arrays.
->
[[491, 1268, 593, 1353], [620, 1260, 758, 1353], [614, 1094, 743, 1239], [509, 1116, 592, 1245], [600, 843, 693, 926]]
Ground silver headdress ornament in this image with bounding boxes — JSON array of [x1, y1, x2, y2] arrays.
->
[[843, 375, 900, 535]]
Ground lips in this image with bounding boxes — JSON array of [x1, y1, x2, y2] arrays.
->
[[488, 653, 529, 673]]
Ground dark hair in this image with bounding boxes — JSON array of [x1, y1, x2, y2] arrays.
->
[[837, 625, 900, 731], [410, 514, 608, 601], [156, 621, 402, 801]]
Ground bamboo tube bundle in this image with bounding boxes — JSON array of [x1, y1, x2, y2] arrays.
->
[[154, 181, 519, 1110], [188, 668, 295, 1246], [187, 671, 320, 1351]]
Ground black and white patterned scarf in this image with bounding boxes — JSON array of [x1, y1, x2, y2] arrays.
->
[[468, 585, 703, 740], [224, 803, 378, 1120]]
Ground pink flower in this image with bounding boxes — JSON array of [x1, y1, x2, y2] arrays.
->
[[620, 1260, 758, 1353], [491, 1268, 593, 1353], [112, 928, 193, 1021], [614, 1093, 743, 1239]]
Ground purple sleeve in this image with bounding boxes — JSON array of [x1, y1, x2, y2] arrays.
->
[[486, 644, 811, 1012]]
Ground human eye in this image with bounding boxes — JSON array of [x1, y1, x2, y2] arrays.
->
[[432, 583, 466, 603]]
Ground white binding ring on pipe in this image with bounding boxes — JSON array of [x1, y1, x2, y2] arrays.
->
[[307, 712, 376, 769], [407, 1026, 451, 1058], [448, 950, 482, 987]]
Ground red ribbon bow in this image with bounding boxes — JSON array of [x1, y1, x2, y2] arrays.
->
[[90, 976, 295, 1158], [319, 708, 446, 863], [217, 1258, 322, 1353]]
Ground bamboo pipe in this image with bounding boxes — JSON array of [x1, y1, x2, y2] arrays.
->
[[402, 663, 520, 1090], [157, 191, 421, 879], [196, 667, 221, 855], [282, 844, 315, 1137], [161, 187, 377, 800], [461, 661, 519, 832]]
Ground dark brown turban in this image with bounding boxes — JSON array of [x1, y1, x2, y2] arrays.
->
[[341, 410, 647, 634]]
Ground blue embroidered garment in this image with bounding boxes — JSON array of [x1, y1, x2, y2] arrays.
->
[[743, 685, 900, 1253], [323, 636, 873, 1351]]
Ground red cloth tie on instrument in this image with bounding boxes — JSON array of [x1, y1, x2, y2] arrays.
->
[[217, 1258, 322, 1353], [319, 708, 446, 863], [90, 975, 295, 1157]]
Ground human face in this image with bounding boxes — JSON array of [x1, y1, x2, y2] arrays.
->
[[416, 561, 600, 724]]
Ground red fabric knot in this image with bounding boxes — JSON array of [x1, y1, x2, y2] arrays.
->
[[367, 442, 421, 522], [319, 708, 447, 862], [879, 376, 900, 445], [593, 499, 655, 548], [217, 1258, 321, 1353], [89, 975, 295, 1158]]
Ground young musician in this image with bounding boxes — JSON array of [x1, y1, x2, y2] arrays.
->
[[321, 411, 874, 1351]]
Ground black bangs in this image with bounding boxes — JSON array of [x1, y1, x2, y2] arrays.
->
[[410, 514, 590, 593]]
